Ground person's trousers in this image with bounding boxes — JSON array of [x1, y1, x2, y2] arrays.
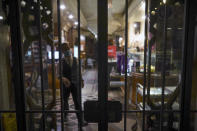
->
[[63, 84, 81, 121]]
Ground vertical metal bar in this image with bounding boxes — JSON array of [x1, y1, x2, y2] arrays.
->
[[124, 0, 128, 130], [37, 0, 45, 130], [147, 0, 151, 103], [0, 113, 2, 131], [51, 30, 56, 114], [98, 0, 108, 130], [160, 3, 167, 131], [50, 0, 56, 112], [180, 1, 190, 130], [57, 0, 64, 130], [77, 0, 82, 130], [180, 0, 195, 130], [147, 42, 151, 102], [9, 0, 26, 130], [142, 0, 148, 130]]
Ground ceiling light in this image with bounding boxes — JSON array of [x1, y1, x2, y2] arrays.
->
[[175, 2, 181, 6], [151, 11, 156, 15], [43, 23, 49, 29], [163, 0, 166, 4], [167, 28, 172, 30], [46, 10, 51, 15], [21, 1, 26, 7], [60, 5, 66, 10], [134, 24, 137, 28], [40, 6, 43, 10], [0, 16, 3, 20], [68, 14, 74, 19], [142, 16, 146, 20], [74, 21, 78, 25], [119, 37, 123, 43], [80, 35, 85, 41], [153, 24, 157, 29]]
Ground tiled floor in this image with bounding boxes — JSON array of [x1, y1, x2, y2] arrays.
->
[[31, 69, 141, 131], [53, 69, 140, 131]]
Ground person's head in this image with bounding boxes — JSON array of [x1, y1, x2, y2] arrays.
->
[[62, 42, 72, 58], [62, 42, 70, 51]]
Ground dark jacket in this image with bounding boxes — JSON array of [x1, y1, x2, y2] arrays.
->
[[62, 57, 78, 87]]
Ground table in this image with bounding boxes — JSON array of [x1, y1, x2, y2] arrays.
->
[[131, 72, 178, 104], [137, 85, 176, 100], [110, 75, 132, 109]]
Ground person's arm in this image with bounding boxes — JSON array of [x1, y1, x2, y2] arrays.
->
[[81, 78, 84, 88], [57, 60, 71, 87], [74, 57, 84, 88], [62, 77, 71, 87]]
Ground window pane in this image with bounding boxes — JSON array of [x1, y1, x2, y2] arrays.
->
[[107, 0, 126, 111], [80, 0, 98, 130], [141, 0, 185, 114], [0, 0, 16, 110], [127, 0, 146, 111], [191, 16, 197, 110]]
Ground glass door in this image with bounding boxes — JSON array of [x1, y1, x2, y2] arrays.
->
[[1, 0, 197, 131]]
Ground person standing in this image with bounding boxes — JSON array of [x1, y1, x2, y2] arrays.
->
[[61, 43, 87, 126]]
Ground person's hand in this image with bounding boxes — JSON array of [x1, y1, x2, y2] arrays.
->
[[62, 77, 71, 87]]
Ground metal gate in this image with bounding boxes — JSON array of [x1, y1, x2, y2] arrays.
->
[[0, 0, 196, 131]]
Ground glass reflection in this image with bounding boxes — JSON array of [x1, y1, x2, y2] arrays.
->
[[0, 0, 15, 110], [190, 14, 197, 131]]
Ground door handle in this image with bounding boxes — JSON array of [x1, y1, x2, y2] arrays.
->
[[84, 100, 122, 123]]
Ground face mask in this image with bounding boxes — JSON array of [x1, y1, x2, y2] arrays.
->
[[64, 50, 72, 57]]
